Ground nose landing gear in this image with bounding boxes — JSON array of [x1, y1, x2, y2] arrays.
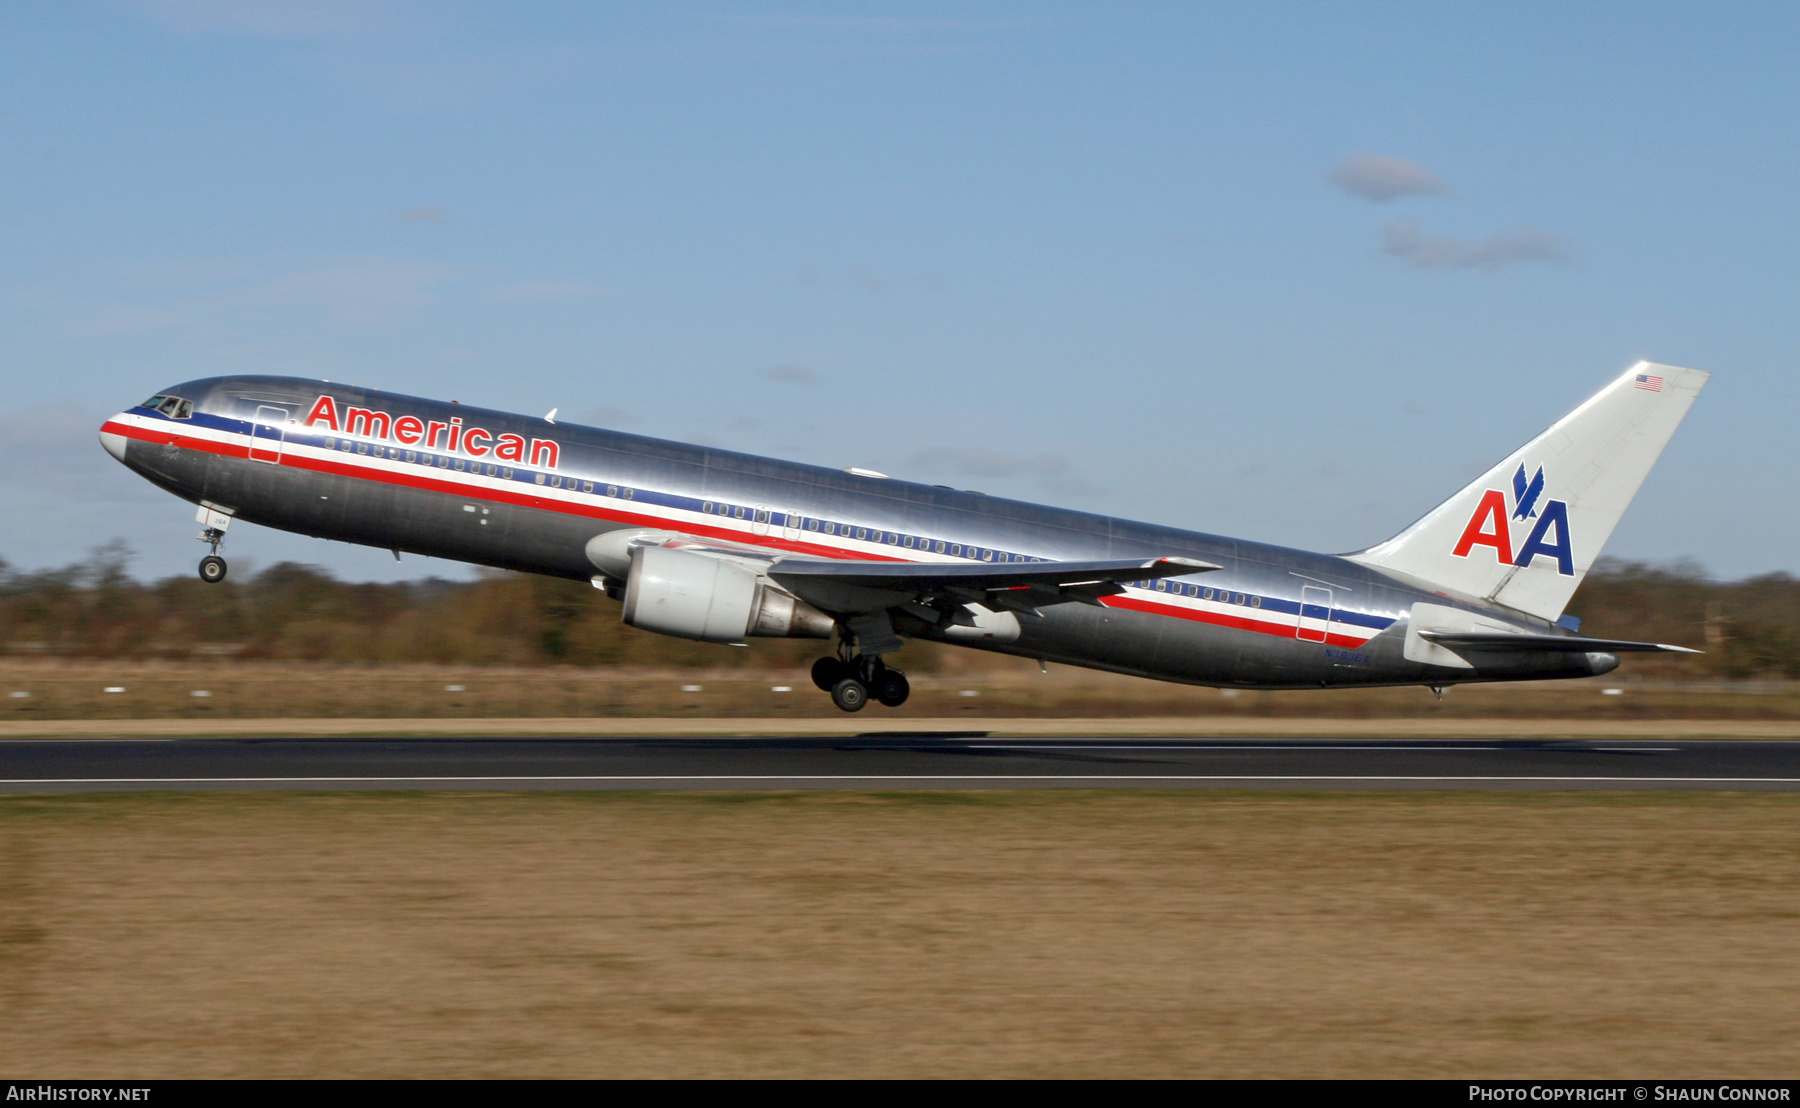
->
[[196, 513, 230, 584], [812, 653, 911, 713]]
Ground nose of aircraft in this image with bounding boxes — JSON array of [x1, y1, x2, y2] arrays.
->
[[99, 414, 130, 462]]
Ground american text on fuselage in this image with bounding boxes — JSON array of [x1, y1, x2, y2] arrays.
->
[[98, 362, 1706, 711]]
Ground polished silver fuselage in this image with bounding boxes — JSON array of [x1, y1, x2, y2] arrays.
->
[[103, 376, 1609, 688]]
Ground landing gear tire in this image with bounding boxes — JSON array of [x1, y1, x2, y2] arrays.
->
[[198, 555, 227, 584], [811, 656, 846, 692], [874, 669, 910, 708], [830, 677, 869, 713]]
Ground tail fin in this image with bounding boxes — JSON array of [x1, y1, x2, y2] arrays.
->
[[1345, 361, 1708, 621]]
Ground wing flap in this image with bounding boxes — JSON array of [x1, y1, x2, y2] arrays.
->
[[768, 555, 1219, 618], [768, 555, 1216, 593]]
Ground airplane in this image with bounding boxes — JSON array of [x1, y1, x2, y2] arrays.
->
[[99, 361, 1705, 711]]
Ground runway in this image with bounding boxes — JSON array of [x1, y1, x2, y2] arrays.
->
[[3, 734, 1800, 791]]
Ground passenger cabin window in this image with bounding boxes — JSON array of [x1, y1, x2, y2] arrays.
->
[[703, 501, 714, 513], [622, 489, 634, 500], [807, 519, 819, 531]]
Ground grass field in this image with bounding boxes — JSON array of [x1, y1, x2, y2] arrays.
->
[[2, 790, 1796, 1077], [3, 659, 1798, 722]]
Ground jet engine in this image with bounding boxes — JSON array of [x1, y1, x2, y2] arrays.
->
[[621, 545, 833, 643]]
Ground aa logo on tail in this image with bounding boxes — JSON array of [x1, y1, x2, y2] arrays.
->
[[1451, 464, 1574, 575]]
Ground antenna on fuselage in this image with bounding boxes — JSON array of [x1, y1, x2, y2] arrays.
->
[[544, 408, 558, 424]]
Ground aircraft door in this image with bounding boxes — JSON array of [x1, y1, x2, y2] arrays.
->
[[1297, 585, 1332, 642], [249, 405, 288, 464], [752, 505, 770, 537], [781, 509, 801, 542]]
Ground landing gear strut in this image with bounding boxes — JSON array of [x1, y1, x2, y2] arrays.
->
[[812, 653, 910, 712]]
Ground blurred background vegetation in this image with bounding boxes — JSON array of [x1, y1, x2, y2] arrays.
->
[[2, 540, 1795, 679]]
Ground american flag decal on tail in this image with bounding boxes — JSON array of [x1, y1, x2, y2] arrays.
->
[[1634, 374, 1664, 392]]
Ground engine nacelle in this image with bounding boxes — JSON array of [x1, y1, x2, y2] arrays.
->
[[621, 545, 833, 643]]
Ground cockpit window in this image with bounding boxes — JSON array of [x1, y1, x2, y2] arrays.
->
[[142, 394, 168, 410], [153, 396, 194, 419]]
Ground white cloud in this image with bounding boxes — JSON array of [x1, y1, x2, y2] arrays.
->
[[0, 401, 148, 500], [137, 0, 375, 40], [77, 305, 187, 335], [579, 405, 637, 427], [909, 447, 1070, 480], [721, 14, 1022, 34], [241, 256, 459, 328], [1329, 154, 1449, 202], [490, 282, 607, 302], [762, 365, 821, 385], [1380, 221, 1569, 271]]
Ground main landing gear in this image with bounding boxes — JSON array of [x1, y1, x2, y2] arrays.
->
[[811, 654, 910, 713]]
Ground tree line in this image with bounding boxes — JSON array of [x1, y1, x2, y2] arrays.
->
[[2, 541, 1795, 677]]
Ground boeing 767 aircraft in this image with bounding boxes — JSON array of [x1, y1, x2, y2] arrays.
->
[[100, 362, 1704, 711]]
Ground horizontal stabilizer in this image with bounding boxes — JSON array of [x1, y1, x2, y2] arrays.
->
[[1418, 630, 1700, 654]]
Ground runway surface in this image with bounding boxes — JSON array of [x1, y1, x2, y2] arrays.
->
[[3, 734, 1800, 791]]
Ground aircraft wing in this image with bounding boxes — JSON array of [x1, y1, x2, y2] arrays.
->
[[1418, 631, 1700, 654], [767, 554, 1219, 617]]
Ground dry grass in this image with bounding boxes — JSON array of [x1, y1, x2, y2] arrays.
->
[[3, 659, 1798, 721], [1, 791, 1797, 1077], [6, 716, 1800, 740]]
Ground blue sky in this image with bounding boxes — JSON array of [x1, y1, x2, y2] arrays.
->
[[3, 2, 1796, 582]]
